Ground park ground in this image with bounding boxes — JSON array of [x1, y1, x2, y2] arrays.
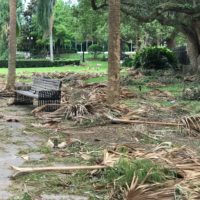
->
[[0, 58, 200, 199]]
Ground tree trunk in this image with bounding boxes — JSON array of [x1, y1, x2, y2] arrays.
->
[[187, 38, 200, 73], [165, 30, 177, 49], [107, 0, 120, 104], [6, 0, 17, 91], [49, 15, 54, 62], [182, 23, 200, 74]]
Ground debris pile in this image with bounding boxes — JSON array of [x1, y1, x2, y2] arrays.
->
[[11, 143, 200, 199], [147, 89, 174, 100], [32, 78, 138, 125], [33, 71, 103, 81], [124, 144, 200, 199], [121, 70, 143, 86], [146, 81, 166, 87]]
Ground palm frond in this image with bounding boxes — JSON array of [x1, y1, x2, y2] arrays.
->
[[181, 115, 200, 136]]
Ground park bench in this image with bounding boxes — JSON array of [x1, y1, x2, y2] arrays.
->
[[14, 77, 62, 111]]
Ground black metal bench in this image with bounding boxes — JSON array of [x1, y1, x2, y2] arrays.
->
[[14, 77, 62, 111]]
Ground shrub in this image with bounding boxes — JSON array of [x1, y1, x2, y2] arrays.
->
[[122, 43, 130, 52], [122, 57, 134, 67], [0, 59, 80, 68], [88, 44, 103, 59], [133, 47, 177, 70]]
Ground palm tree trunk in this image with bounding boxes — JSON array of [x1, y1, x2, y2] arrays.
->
[[6, 0, 17, 90], [107, 0, 121, 104], [49, 15, 54, 62]]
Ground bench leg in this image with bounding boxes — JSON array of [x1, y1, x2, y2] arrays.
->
[[38, 91, 61, 112], [14, 92, 33, 105]]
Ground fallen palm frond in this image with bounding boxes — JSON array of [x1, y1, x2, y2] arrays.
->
[[11, 143, 200, 198], [33, 72, 102, 81], [124, 145, 200, 199], [63, 103, 91, 120], [0, 90, 14, 97], [36, 102, 103, 124], [31, 104, 61, 114], [181, 115, 200, 136]]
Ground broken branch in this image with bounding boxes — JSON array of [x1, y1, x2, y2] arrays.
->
[[11, 165, 107, 178], [105, 114, 184, 127]]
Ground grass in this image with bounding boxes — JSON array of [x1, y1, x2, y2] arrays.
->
[[85, 76, 107, 84], [0, 52, 108, 76], [104, 158, 177, 186], [180, 100, 200, 114], [0, 53, 108, 75], [11, 142, 104, 199], [0, 61, 108, 75]]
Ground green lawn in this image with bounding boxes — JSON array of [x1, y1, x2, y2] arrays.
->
[[0, 61, 108, 75]]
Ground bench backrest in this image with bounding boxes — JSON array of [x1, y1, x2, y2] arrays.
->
[[31, 77, 62, 92]]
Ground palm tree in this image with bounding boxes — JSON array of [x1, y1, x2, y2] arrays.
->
[[107, 0, 121, 104], [6, 0, 17, 90], [37, 0, 56, 62]]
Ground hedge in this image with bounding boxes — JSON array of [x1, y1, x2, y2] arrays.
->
[[0, 59, 80, 68]]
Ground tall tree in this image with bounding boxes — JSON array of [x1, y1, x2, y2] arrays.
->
[[91, 0, 200, 73], [0, 0, 9, 59], [120, 0, 200, 73], [107, 0, 120, 103], [6, 0, 17, 90], [37, 0, 56, 61], [73, 0, 108, 49]]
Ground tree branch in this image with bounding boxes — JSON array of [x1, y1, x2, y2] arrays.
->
[[91, 0, 107, 10], [156, 2, 200, 16]]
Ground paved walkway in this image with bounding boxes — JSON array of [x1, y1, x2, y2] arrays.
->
[[0, 100, 43, 199]]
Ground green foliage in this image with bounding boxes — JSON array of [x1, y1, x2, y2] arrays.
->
[[72, 0, 108, 43], [21, 193, 32, 200], [0, 0, 22, 59], [122, 43, 130, 52], [122, 57, 134, 67], [104, 158, 177, 188], [88, 44, 103, 58], [0, 59, 80, 68], [37, 0, 56, 32], [54, 0, 76, 49], [133, 47, 177, 70]]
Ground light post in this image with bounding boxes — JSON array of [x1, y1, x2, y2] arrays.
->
[[26, 36, 33, 58], [131, 40, 133, 52]]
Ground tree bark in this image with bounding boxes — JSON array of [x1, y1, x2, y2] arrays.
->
[[183, 24, 200, 74], [107, 0, 121, 104], [6, 0, 17, 91], [187, 38, 200, 73], [166, 31, 177, 49]]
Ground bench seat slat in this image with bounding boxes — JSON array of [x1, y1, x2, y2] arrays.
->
[[31, 78, 61, 91], [15, 90, 39, 99]]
